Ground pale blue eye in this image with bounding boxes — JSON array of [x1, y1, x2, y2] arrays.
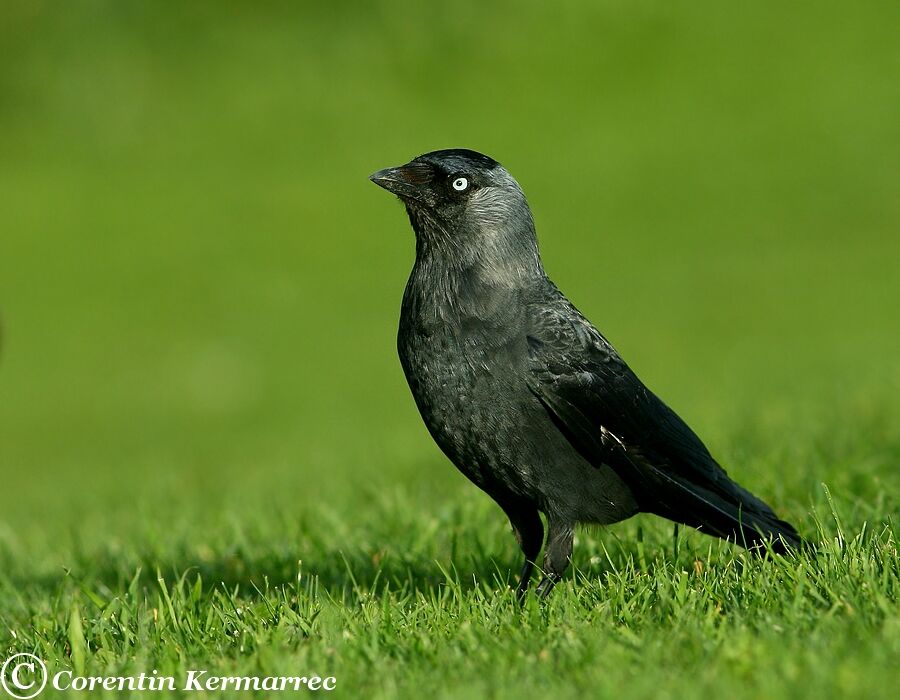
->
[[452, 177, 468, 191]]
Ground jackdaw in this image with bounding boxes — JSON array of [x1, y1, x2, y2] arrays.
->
[[370, 149, 802, 597]]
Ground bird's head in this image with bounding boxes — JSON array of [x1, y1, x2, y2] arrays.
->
[[370, 149, 543, 279]]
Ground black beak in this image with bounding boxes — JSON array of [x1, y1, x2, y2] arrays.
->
[[369, 161, 434, 201]]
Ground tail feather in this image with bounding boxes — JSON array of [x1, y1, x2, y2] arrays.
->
[[643, 465, 804, 555]]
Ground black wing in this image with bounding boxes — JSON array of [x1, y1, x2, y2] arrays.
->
[[525, 288, 801, 553]]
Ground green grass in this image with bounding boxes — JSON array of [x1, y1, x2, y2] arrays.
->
[[2, 475, 898, 698], [1, 1, 898, 698]]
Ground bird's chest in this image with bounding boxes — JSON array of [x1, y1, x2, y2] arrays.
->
[[398, 294, 529, 488], [399, 322, 500, 435]]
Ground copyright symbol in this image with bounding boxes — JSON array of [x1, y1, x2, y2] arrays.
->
[[1, 654, 48, 699]]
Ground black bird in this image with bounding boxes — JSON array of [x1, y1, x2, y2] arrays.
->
[[370, 149, 802, 597]]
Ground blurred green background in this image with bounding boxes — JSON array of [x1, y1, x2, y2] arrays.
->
[[1, 0, 898, 554]]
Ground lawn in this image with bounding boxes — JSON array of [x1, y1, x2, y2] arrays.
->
[[1, 2, 898, 698]]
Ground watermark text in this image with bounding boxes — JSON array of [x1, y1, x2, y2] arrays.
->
[[1, 656, 335, 697]]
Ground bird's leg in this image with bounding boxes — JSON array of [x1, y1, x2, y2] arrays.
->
[[500, 501, 544, 601], [535, 517, 573, 598]]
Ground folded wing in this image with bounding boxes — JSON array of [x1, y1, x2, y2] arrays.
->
[[525, 290, 802, 553]]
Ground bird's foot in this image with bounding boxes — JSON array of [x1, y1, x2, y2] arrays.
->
[[515, 582, 529, 605], [514, 560, 535, 604], [535, 573, 560, 599]]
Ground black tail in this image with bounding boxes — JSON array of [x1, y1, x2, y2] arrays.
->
[[649, 474, 805, 555]]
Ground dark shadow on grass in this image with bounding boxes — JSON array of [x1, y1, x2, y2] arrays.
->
[[8, 537, 660, 608], [6, 516, 798, 605]]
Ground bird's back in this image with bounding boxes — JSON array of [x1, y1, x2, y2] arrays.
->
[[525, 281, 803, 551]]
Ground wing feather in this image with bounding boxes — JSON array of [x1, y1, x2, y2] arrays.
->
[[525, 287, 801, 552]]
